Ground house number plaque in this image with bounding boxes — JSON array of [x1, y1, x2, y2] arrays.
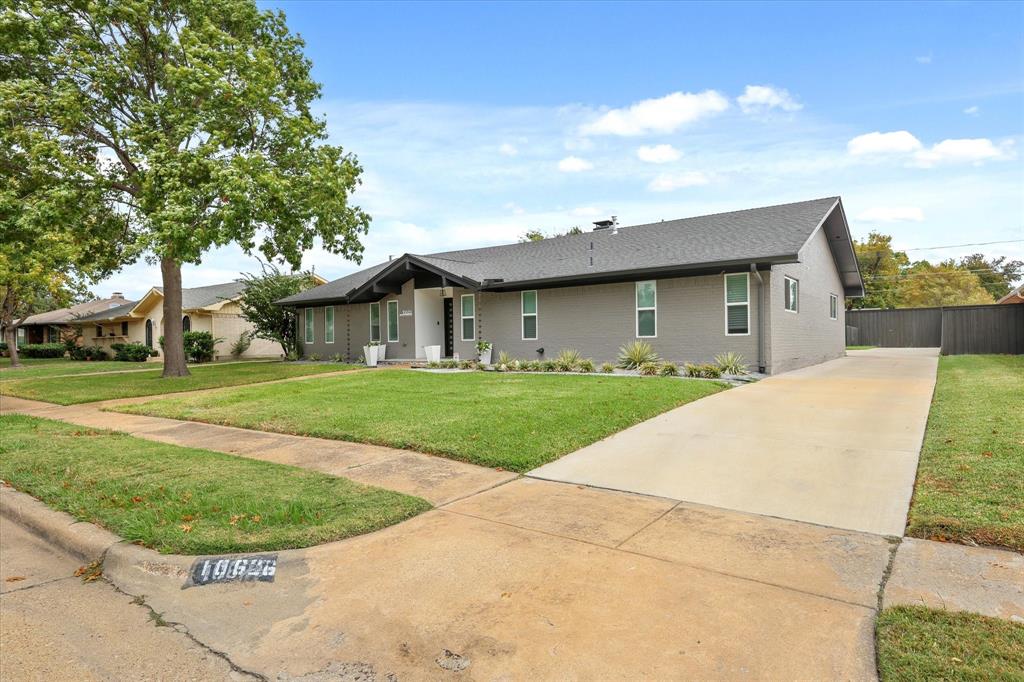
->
[[183, 554, 277, 588]]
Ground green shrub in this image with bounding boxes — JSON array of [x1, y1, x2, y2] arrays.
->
[[111, 343, 154, 362], [541, 360, 557, 372], [331, 353, 344, 362], [685, 363, 722, 379], [459, 360, 477, 370], [659, 362, 680, 377], [497, 350, 514, 366], [553, 348, 583, 372], [427, 361, 441, 368], [600, 362, 615, 374], [230, 331, 252, 359], [183, 331, 219, 363], [285, 350, 299, 361], [519, 360, 538, 372], [714, 352, 748, 375], [440, 360, 459, 369], [638, 361, 660, 376], [578, 358, 595, 373], [20, 343, 65, 358], [308, 353, 321, 361], [618, 340, 659, 369]]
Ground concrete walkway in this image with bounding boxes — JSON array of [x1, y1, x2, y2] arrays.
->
[[0, 396, 515, 506], [531, 348, 939, 536]]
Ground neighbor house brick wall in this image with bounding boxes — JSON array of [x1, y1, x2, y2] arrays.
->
[[768, 227, 846, 373]]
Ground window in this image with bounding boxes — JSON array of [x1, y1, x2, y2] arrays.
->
[[725, 273, 750, 335], [17, 327, 26, 346], [145, 319, 153, 347], [324, 306, 335, 344], [635, 281, 657, 337], [47, 326, 59, 343], [121, 321, 129, 336], [460, 294, 475, 341], [784, 276, 799, 313], [521, 291, 538, 340], [387, 300, 399, 342], [182, 315, 192, 332], [304, 308, 314, 344], [369, 302, 381, 342], [830, 294, 838, 320], [95, 325, 102, 339]]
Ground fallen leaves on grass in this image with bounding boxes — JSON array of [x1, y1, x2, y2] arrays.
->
[[5, 576, 26, 582]]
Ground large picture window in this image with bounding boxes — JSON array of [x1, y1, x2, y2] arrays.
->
[[325, 306, 335, 344], [460, 294, 475, 341], [784, 276, 799, 313], [635, 281, 657, 337], [521, 291, 537, 340], [725, 273, 750, 335], [387, 300, 399, 342], [304, 308, 314, 344], [369, 302, 381, 342]]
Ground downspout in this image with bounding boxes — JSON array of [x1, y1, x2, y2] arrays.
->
[[750, 264, 766, 374]]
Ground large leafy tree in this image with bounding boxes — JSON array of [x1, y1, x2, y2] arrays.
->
[[899, 260, 995, 308], [957, 253, 1023, 300], [236, 263, 318, 357], [7, 0, 370, 376], [850, 232, 910, 309]]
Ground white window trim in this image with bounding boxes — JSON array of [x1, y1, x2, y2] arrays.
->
[[521, 290, 538, 341], [460, 294, 476, 342], [724, 273, 751, 336], [304, 307, 314, 344], [386, 300, 399, 343], [829, 294, 838, 320], [369, 302, 381, 342], [635, 280, 657, 338], [324, 306, 335, 344], [784, 276, 799, 314]]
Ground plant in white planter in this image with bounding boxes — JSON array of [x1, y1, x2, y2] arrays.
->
[[363, 342, 380, 367], [376, 342, 386, 361], [424, 344, 441, 363], [476, 340, 493, 365]]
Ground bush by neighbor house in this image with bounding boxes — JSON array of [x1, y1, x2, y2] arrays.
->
[[20, 343, 66, 358], [110, 342, 156, 362]]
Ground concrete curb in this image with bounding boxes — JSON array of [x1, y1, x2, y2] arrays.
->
[[0, 486, 121, 562]]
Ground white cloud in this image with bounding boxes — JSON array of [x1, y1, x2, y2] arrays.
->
[[915, 54, 933, 64], [647, 171, 711, 192], [847, 131, 923, 156], [963, 106, 979, 116], [737, 85, 802, 114], [914, 138, 1011, 167], [856, 206, 925, 223], [571, 206, 602, 217], [558, 156, 593, 172], [580, 90, 729, 137], [498, 142, 518, 156], [503, 201, 525, 215], [636, 144, 682, 164]]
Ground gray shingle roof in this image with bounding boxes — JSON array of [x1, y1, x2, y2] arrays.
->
[[76, 281, 248, 322], [278, 197, 854, 305], [77, 301, 138, 322], [20, 296, 136, 325]]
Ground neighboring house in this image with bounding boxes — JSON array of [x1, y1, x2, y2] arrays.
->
[[76, 281, 283, 360], [279, 197, 864, 374], [996, 284, 1024, 305], [13, 293, 135, 346]]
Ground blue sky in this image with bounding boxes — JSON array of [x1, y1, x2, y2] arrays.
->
[[102, 0, 1024, 297]]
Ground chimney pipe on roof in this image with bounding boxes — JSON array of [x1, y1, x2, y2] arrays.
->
[[112, 292, 123, 299]]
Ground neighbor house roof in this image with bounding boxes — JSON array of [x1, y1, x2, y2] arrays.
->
[[77, 281, 248, 323], [278, 196, 864, 306], [996, 284, 1024, 304], [19, 295, 136, 326]]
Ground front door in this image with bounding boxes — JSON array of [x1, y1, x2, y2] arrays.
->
[[443, 297, 454, 358]]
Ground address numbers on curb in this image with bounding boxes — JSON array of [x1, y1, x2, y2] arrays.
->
[[183, 554, 278, 588]]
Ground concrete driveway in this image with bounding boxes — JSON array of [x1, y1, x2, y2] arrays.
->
[[531, 348, 939, 536]]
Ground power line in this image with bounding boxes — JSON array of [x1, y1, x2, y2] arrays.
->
[[900, 239, 1022, 251], [865, 268, 1004, 280]]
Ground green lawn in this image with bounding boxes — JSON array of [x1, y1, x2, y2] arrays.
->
[[1, 358, 153, 378], [114, 370, 727, 472], [0, 361, 362, 405], [876, 606, 1024, 681], [846, 345, 877, 350], [906, 355, 1024, 551], [0, 415, 429, 554]]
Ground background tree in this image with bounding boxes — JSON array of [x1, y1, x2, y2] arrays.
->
[[956, 254, 1023, 300], [850, 232, 910, 309], [518, 225, 583, 242], [236, 263, 319, 357], [10, 0, 370, 377], [898, 260, 995, 308]]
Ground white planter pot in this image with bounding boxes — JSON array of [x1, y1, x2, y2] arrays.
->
[[424, 345, 441, 363], [478, 348, 492, 365], [377, 344, 386, 361], [363, 345, 378, 367]]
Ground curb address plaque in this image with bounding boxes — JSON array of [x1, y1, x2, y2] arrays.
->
[[183, 554, 278, 588]]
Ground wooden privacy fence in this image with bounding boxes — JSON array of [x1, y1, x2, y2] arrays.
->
[[846, 304, 1023, 355]]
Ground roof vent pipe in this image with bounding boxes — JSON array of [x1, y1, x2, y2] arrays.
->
[[112, 292, 124, 298]]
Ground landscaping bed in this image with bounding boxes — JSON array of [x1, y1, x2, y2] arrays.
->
[[0, 361, 362, 405], [114, 370, 727, 472], [876, 605, 1024, 681], [0, 415, 429, 554], [906, 355, 1023, 551]]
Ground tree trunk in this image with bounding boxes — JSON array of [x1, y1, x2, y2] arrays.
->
[[160, 256, 190, 377], [4, 326, 20, 368]]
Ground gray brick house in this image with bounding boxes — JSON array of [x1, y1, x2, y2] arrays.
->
[[278, 197, 863, 374]]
